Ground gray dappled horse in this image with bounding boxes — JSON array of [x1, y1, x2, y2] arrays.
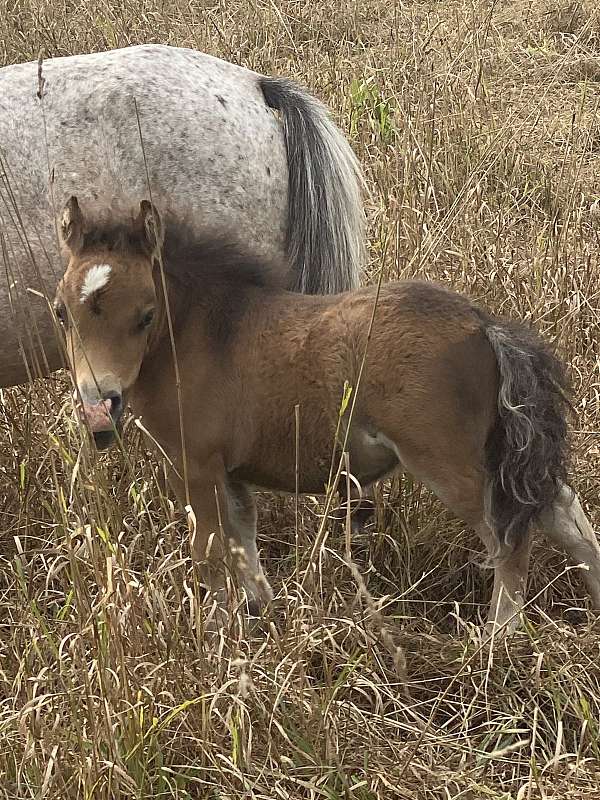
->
[[0, 44, 365, 387]]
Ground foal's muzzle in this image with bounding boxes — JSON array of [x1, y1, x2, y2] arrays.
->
[[79, 390, 123, 450]]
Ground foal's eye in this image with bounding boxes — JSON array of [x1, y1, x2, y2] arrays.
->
[[138, 308, 155, 331]]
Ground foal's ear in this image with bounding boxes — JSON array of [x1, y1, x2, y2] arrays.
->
[[60, 196, 85, 254], [138, 200, 165, 257]]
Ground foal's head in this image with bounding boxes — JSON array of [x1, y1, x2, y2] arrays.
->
[[55, 197, 163, 448]]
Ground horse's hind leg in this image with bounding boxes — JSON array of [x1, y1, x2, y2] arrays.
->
[[537, 483, 600, 608], [391, 447, 532, 635], [225, 480, 274, 614], [475, 521, 532, 635]]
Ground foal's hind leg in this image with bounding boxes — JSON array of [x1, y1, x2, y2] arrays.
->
[[427, 470, 532, 635], [537, 483, 600, 608], [388, 445, 532, 636], [225, 480, 274, 613], [351, 485, 376, 532], [476, 522, 532, 635]]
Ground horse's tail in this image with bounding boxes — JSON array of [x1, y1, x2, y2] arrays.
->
[[260, 77, 366, 295], [483, 319, 571, 550]]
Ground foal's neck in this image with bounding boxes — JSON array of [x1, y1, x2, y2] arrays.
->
[[145, 264, 338, 383], [148, 271, 193, 350]]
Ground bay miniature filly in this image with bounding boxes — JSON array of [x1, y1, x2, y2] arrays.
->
[[54, 197, 600, 635]]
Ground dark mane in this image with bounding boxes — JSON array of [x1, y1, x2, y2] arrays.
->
[[162, 219, 285, 292], [81, 215, 286, 347], [160, 221, 286, 347], [82, 222, 148, 256], [82, 216, 284, 291], [165, 221, 287, 351]]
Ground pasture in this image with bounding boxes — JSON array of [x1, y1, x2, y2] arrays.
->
[[1, 1, 599, 798]]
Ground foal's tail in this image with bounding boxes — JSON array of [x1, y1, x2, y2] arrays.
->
[[483, 319, 571, 550], [260, 77, 366, 295]]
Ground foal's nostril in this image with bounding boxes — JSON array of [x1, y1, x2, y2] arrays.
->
[[104, 391, 122, 418]]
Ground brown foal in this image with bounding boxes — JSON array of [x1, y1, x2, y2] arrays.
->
[[54, 197, 600, 635]]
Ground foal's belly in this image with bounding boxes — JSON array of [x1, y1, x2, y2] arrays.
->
[[231, 423, 401, 495], [230, 452, 332, 494]]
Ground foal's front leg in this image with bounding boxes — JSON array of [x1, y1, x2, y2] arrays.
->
[[174, 459, 273, 622], [179, 456, 232, 612], [224, 481, 274, 614]]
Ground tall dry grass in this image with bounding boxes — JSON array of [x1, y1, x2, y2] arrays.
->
[[1, 0, 600, 798]]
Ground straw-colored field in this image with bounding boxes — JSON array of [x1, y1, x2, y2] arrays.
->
[[1, 1, 599, 797]]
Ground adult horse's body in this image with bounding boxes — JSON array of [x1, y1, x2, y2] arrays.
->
[[0, 44, 364, 387]]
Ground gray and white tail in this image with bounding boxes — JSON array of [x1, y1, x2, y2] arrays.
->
[[260, 77, 366, 295], [483, 319, 571, 550]]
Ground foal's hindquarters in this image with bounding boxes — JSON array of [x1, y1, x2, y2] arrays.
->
[[327, 287, 600, 634], [338, 286, 600, 634]]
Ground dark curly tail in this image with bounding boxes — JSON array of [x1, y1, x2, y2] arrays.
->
[[483, 319, 571, 549]]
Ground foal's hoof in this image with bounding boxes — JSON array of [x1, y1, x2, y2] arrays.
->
[[244, 602, 271, 638], [483, 615, 521, 643]]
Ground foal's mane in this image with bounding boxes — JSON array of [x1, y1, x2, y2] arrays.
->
[[81, 222, 148, 257], [82, 217, 284, 292], [161, 221, 286, 347], [162, 220, 284, 293]]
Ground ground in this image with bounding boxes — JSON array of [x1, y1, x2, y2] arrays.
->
[[1, 1, 600, 798]]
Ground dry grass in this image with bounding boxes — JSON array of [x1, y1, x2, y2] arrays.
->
[[1, 0, 600, 797]]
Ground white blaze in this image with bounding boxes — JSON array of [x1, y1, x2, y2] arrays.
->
[[80, 264, 111, 303]]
